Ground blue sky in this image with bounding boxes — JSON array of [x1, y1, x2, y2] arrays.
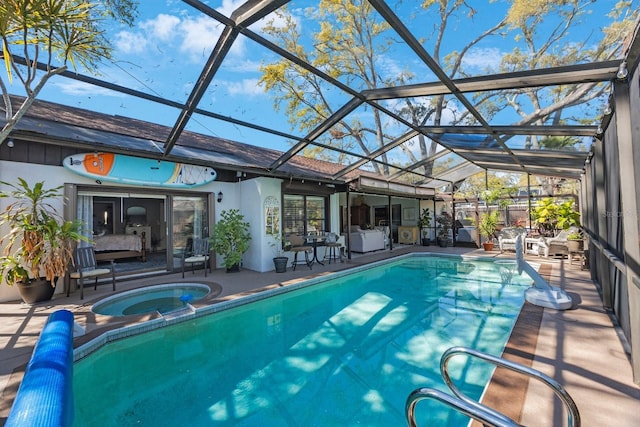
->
[[8, 0, 636, 157]]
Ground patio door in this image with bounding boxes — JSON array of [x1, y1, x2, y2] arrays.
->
[[170, 195, 210, 269]]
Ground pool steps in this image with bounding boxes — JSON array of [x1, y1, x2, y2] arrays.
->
[[406, 346, 580, 427]]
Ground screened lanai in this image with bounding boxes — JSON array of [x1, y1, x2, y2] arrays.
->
[[3, 0, 626, 190], [1, 0, 640, 384]]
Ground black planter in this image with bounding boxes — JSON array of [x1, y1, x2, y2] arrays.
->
[[437, 238, 451, 248], [18, 278, 56, 304], [273, 257, 288, 273], [226, 263, 240, 273], [421, 238, 431, 246]]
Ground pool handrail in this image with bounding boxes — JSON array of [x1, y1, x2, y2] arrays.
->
[[405, 387, 519, 427], [440, 346, 580, 427], [6, 310, 74, 427]]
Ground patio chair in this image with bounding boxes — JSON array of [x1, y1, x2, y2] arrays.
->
[[68, 247, 116, 300], [538, 227, 580, 258], [288, 234, 313, 271], [181, 237, 211, 278], [498, 227, 527, 253], [322, 232, 343, 264]]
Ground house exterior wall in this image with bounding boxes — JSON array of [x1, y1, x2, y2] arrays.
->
[[0, 158, 284, 301], [238, 177, 283, 273]]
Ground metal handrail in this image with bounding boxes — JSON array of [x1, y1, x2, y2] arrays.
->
[[441, 346, 581, 427], [406, 388, 519, 427]]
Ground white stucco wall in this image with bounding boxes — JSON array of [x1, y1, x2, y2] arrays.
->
[[210, 176, 285, 273], [240, 177, 283, 273]]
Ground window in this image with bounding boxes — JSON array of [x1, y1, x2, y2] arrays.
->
[[283, 195, 327, 235]]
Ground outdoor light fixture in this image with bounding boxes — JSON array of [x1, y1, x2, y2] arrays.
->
[[6, 139, 14, 148], [217, 191, 223, 203], [616, 61, 628, 80], [604, 104, 612, 115]]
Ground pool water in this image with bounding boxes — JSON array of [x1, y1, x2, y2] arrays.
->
[[91, 283, 210, 316], [74, 256, 531, 426]]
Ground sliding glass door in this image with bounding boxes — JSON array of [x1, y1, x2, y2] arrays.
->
[[69, 185, 212, 274], [171, 195, 209, 269]]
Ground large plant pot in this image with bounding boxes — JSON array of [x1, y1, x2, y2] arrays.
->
[[18, 278, 56, 304], [273, 257, 288, 273], [567, 239, 583, 252], [437, 238, 450, 247], [482, 241, 494, 251], [226, 263, 240, 273], [421, 238, 431, 246]]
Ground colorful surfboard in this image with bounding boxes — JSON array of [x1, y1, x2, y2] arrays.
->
[[63, 153, 217, 188]]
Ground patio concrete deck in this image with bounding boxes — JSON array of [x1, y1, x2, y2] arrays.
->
[[1, 245, 638, 425]]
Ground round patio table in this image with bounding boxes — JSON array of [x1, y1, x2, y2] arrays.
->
[[306, 234, 326, 266]]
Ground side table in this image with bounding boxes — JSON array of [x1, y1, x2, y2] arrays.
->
[[525, 237, 542, 256]]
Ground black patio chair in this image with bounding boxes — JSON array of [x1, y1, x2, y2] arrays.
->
[[181, 237, 211, 278], [68, 247, 116, 300]]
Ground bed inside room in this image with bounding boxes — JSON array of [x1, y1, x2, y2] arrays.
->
[[85, 196, 166, 272]]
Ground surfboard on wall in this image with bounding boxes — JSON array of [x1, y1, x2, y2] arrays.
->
[[63, 153, 217, 188]]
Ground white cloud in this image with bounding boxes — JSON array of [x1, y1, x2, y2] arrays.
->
[[224, 58, 263, 73], [114, 31, 149, 54], [53, 80, 126, 97], [223, 78, 264, 96], [462, 47, 503, 70], [218, 0, 246, 17], [140, 14, 180, 41], [179, 15, 226, 60]]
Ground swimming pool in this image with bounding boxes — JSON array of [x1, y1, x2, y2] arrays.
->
[[73, 255, 532, 426], [91, 283, 211, 316]]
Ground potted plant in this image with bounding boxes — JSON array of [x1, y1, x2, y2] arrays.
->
[[418, 208, 432, 246], [556, 200, 581, 231], [0, 179, 86, 303], [270, 233, 289, 273], [477, 211, 499, 251], [211, 209, 251, 272], [531, 197, 558, 236], [435, 211, 453, 247], [566, 229, 584, 252], [531, 198, 580, 236]]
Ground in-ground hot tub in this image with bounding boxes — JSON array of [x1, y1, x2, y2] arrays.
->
[[92, 283, 212, 316]]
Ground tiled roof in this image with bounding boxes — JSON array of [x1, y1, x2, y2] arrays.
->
[[4, 95, 365, 183]]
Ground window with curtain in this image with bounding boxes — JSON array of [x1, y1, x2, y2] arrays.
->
[[283, 195, 326, 235]]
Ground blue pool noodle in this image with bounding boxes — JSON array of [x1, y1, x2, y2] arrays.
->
[[6, 309, 74, 427]]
